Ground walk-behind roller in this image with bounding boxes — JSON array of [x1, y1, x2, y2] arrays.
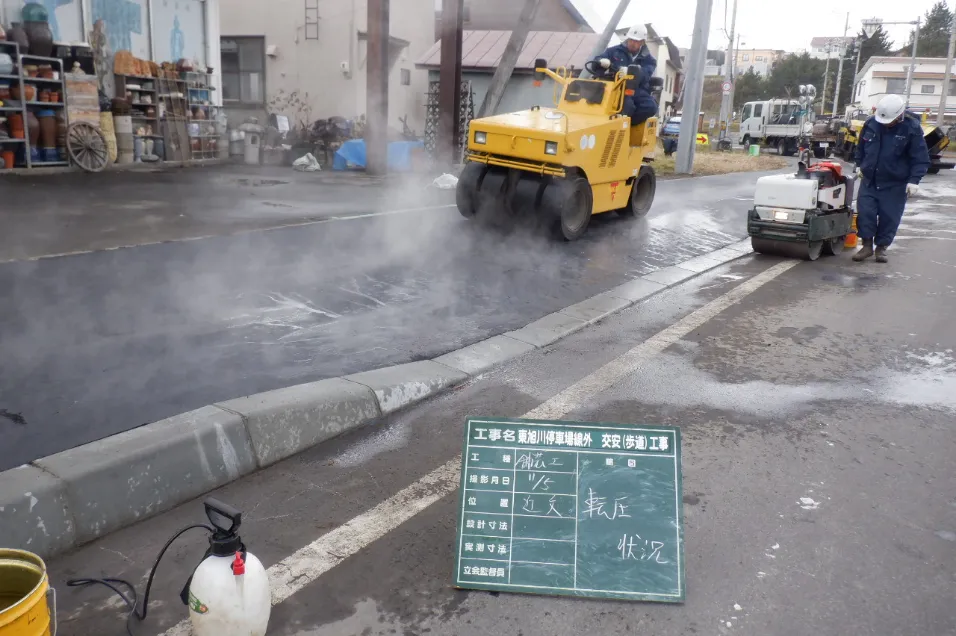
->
[[747, 161, 854, 261], [456, 58, 661, 241]]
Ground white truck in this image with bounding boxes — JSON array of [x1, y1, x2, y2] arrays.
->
[[738, 99, 814, 156]]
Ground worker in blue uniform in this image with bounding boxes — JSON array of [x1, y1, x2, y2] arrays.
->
[[594, 24, 659, 126], [853, 93, 930, 263]]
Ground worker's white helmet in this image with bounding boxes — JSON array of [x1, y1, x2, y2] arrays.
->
[[875, 94, 906, 124], [624, 24, 647, 42]]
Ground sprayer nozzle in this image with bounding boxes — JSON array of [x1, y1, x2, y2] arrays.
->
[[232, 551, 246, 576]]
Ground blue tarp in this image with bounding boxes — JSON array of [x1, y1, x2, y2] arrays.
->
[[333, 139, 425, 171]]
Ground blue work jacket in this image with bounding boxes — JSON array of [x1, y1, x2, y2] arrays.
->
[[595, 43, 658, 118], [597, 43, 657, 93], [854, 114, 930, 189]]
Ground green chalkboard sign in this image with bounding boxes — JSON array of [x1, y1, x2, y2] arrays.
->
[[454, 418, 684, 603]]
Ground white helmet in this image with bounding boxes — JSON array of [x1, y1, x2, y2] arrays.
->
[[875, 94, 905, 124], [624, 24, 647, 42]]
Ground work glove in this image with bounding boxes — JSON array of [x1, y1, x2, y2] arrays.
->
[[599, 58, 611, 69], [906, 183, 920, 197]]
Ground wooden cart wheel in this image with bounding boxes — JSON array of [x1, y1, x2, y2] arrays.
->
[[67, 121, 110, 173]]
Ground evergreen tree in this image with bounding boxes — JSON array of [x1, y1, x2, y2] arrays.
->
[[857, 26, 894, 71], [733, 68, 764, 108], [764, 53, 828, 100], [908, 1, 953, 57]]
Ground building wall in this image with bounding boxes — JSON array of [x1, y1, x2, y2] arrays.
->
[[431, 69, 558, 116], [0, 0, 220, 101], [434, 0, 588, 40], [436, 66, 675, 122], [855, 61, 956, 118], [220, 0, 433, 132]]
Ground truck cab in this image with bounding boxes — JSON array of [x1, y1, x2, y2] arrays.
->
[[739, 99, 813, 156]]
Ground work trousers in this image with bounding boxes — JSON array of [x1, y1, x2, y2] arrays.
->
[[857, 182, 908, 247]]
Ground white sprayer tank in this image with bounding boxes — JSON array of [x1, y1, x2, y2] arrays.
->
[[188, 550, 271, 636]]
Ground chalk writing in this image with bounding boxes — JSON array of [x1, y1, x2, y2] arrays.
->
[[618, 534, 669, 564], [582, 488, 631, 521]]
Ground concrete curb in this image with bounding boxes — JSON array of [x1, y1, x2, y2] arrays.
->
[[0, 238, 756, 558]]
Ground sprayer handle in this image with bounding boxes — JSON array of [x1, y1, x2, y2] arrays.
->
[[204, 498, 242, 535]]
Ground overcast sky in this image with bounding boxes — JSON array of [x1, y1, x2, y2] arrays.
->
[[582, 0, 946, 53]]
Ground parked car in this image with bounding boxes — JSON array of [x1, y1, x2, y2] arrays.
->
[[660, 116, 680, 155], [661, 116, 681, 138]]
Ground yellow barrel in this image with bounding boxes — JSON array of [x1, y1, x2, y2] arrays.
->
[[0, 550, 55, 636]]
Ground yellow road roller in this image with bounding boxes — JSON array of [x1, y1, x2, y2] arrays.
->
[[456, 59, 660, 241]]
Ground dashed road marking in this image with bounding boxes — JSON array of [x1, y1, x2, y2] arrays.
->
[[160, 258, 799, 635]]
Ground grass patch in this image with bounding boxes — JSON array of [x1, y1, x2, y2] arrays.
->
[[654, 147, 787, 177]]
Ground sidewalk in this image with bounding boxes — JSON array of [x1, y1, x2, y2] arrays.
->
[[0, 164, 453, 261]]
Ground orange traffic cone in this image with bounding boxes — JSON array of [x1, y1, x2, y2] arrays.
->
[[845, 213, 858, 249]]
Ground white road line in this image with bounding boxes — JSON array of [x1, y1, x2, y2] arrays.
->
[[159, 258, 798, 636], [2, 204, 456, 265]]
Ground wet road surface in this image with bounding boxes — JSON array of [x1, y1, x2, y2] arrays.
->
[[46, 174, 956, 636], [2, 169, 768, 469]]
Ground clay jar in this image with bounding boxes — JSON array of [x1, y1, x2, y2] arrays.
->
[[26, 111, 40, 145], [6, 23, 29, 53], [24, 22, 53, 58], [7, 113, 24, 138], [36, 110, 55, 148], [11, 84, 36, 102]]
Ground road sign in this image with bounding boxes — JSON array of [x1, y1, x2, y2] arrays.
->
[[696, 133, 709, 145], [454, 418, 685, 603], [722, 81, 732, 94]]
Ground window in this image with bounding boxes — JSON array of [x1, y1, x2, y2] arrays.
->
[[221, 37, 266, 105], [741, 104, 753, 120], [755, 55, 764, 62], [742, 54, 750, 61], [401, 68, 411, 86], [885, 78, 906, 94], [753, 103, 764, 118], [922, 84, 935, 94], [949, 80, 956, 96]]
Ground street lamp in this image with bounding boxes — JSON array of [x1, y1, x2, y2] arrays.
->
[[862, 17, 920, 108]]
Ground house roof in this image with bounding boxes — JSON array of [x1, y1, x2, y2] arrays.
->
[[416, 30, 604, 71]]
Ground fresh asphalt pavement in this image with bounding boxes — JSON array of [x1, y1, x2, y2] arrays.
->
[[2, 168, 771, 470], [46, 174, 956, 636]]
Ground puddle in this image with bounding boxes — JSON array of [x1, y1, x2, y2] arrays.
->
[[613, 350, 956, 418]]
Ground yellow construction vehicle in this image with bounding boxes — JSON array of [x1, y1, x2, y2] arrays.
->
[[456, 58, 660, 240]]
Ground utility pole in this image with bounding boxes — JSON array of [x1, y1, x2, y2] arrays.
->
[[477, 0, 541, 117], [438, 0, 464, 165], [821, 46, 831, 114], [579, 0, 632, 79], [365, 0, 389, 175], [852, 36, 863, 105], [832, 12, 850, 117], [905, 18, 920, 107], [938, 8, 956, 126], [717, 0, 738, 143], [675, 0, 714, 174]]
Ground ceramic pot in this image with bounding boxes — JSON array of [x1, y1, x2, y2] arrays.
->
[[38, 89, 50, 102], [0, 53, 13, 75], [36, 110, 56, 148], [10, 84, 36, 102], [6, 23, 29, 53], [0, 83, 10, 101], [8, 114, 24, 138], [26, 111, 40, 145], [24, 21, 53, 57], [2, 150, 14, 169]]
